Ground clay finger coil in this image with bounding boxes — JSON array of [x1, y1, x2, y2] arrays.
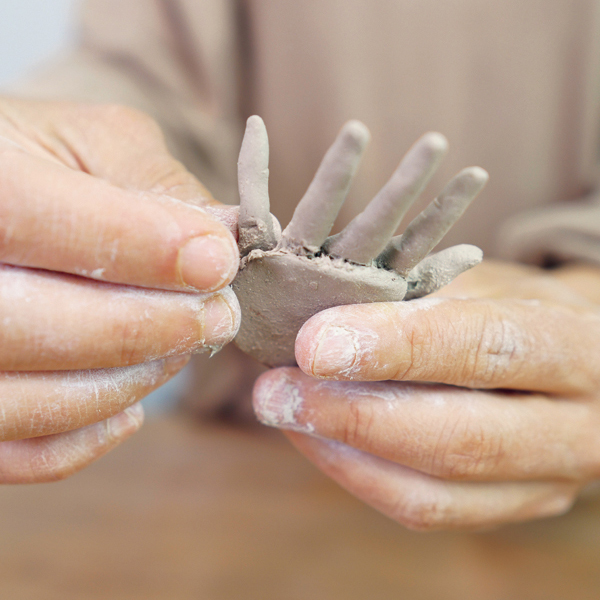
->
[[281, 120, 370, 250], [324, 132, 448, 264], [232, 118, 486, 368], [404, 244, 483, 300], [238, 116, 277, 254], [379, 166, 489, 275]]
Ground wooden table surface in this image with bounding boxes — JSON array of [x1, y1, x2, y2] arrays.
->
[[1, 414, 599, 600]]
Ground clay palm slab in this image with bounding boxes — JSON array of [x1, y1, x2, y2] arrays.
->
[[232, 117, 488, 367]]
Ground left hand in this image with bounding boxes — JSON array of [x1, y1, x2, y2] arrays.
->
[[252, 260, 600, 530]]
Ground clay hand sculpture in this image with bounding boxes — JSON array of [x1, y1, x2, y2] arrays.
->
[[232, 116, 489, 367]]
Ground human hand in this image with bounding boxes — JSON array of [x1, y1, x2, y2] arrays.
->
[[253, 260, 600, 530], [0, 98, 240, 482]]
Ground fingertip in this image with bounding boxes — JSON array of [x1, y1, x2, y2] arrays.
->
[[246, 114, 267, 131], [295, 313, 328, 376], [252, 367, 303, 427], [242, 116, 269, 156], [201, 287, 241, 352], [124, 402, 145, 428], [420, 131, 449, 155], [341, 120, 371, 150], [163, 354, 192, 376], [296, 308, 362, 379], [271, 213, 282, 239], [251, 369, 280, 423], [106, 403, 145, 442], [296, 302, 431, 381], [177, 231, 239, 292], [456, 243, 484, 262], [459, 166, 490, 187]]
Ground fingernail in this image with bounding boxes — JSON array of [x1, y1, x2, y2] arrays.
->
[[200, 288, 241, 352], [253, 372, 314, 433], [106, 403, 145, 441], [312, 326, 358, 377], [163, 354, 191, 376], [178, 234, 239, 292]]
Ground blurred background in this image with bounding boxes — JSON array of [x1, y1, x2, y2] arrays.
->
[[0, 0, 77, 86]]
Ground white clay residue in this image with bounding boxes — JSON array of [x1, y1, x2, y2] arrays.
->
[[254, 373, 315, 433], [0, 361, 168, 440]]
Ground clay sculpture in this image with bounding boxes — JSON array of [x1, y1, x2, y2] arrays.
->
[[232, 116, 488, 367]]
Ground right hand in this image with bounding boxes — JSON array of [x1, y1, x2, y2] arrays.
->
[[0, 97, 240, 482]]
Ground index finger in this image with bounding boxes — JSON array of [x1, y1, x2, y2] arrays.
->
[[0, 145, 238, 292], [295, 297, 600, 396]]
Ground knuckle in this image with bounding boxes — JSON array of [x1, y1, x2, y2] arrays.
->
[[430, 412, 502, 480], [144, 159, 195, 196], [341, 401, 376, 449], [392, 319, 431, 380], [468, 307, 522, 387], [438, 451, 486, 480], [118, 320, 147, 366], [395, 312, 457, 382]]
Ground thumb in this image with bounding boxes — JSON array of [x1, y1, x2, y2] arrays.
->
[[0, 102, 241, 292]]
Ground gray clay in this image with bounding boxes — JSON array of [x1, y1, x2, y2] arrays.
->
[[232, 116, 488, 367]]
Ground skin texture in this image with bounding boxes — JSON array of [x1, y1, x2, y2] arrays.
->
[[0, 97, 241, 482], [253, 260, 600, 530], [233, 117, 487, 366]]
